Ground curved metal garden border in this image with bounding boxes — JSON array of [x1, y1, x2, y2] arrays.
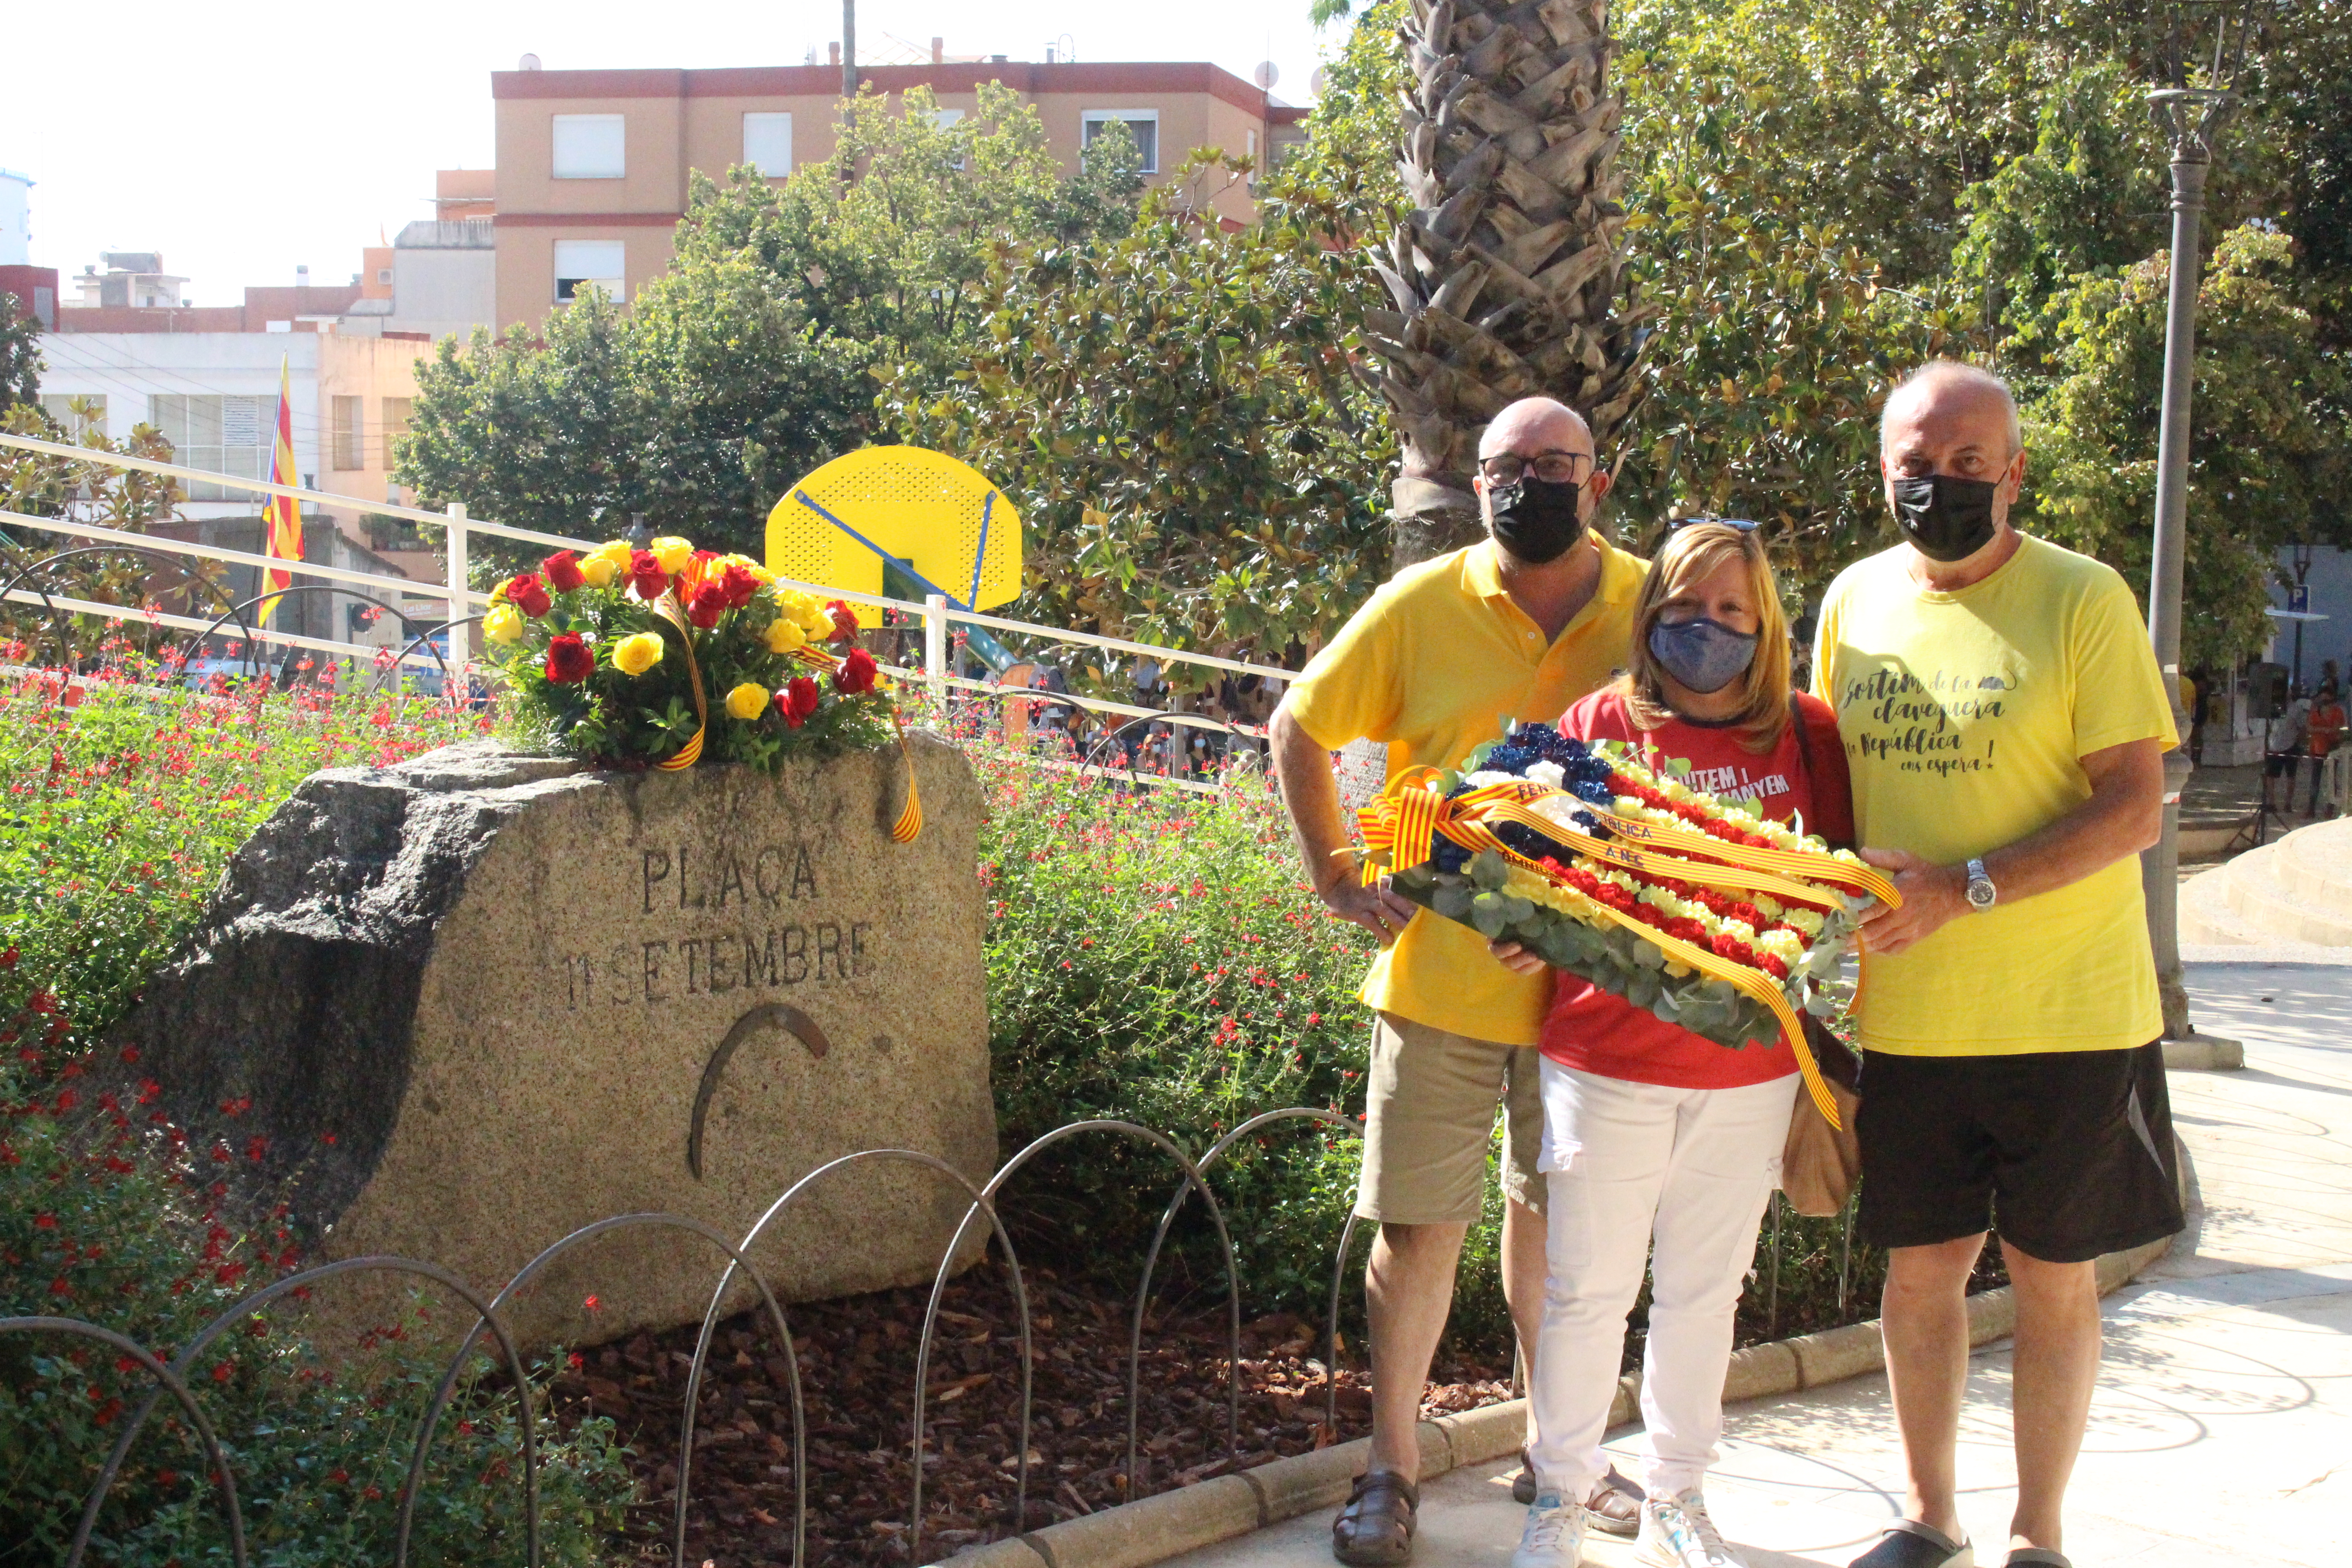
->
[[0, 541, 262, 679], [2, 1108, 1371, 1566]]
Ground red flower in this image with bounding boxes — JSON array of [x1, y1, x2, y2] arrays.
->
[[776, 676, 820, 729], [626, 549, 670, 600], [542, 550, 586, 593], [834, 647, 878, 696], [544, 633, 594, 684], [718, 562, 760, 609], [825, 600, 859, 644], [503, 573, 552, 617], [686, 581, 728, 630]]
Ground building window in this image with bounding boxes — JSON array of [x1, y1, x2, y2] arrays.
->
[[152, 394, 273, 502], [553, 240, 627, 304], [1082, 109, 1159, 174], [376, 267, 393, 285], [552, 113, 627, 179], [38, 394, 106, 439], [332, 395, 365, 470], [382, 397, 412, 469], [742, 112, 794, 176]]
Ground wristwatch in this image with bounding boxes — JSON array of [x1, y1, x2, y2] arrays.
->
[[1965, 857, 1997, 912]]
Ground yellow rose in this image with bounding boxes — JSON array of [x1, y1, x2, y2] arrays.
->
[[649, 536, 694, 574], [725, 682, 770, 720], [764, 615, 806, 655], [577, 553, 617, 588], [483, 603, 525, 645], [612, 631, 665, 676], [588, 539, 632, 565]]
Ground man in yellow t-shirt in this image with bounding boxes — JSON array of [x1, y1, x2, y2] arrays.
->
[[1272, 397, 1645, 1564], [1813, 363, 2183, 1568]]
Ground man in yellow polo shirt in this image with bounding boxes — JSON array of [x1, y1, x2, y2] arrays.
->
[[1813, 363, 2184, 1568], [1270, 396, 1645, 1565]]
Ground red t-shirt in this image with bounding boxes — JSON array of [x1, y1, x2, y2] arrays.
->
[[1537, 687, 1855, 1089]]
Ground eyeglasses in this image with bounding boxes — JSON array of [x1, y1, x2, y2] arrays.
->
[[1479, 451, 1594, 486], [1666, 515, 1761, 534]]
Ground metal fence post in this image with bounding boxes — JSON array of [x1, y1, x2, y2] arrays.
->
[[444, 502, 469, 657], [926, 592, 949, 714]]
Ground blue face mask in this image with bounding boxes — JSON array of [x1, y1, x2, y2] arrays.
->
[[1648, 616, 1759, 696]]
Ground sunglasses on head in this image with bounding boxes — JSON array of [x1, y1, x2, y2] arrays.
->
[[1666, 515, 1761, 534]]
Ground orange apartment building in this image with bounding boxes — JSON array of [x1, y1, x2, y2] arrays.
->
[[491, 59, 1310, 331]]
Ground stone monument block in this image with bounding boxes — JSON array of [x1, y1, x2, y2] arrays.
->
[[118, 737, 995, 1349]]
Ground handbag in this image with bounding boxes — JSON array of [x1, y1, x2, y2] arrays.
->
[[1779, 1012, 1861, 1216], [1774, 694, 1861, 1217]]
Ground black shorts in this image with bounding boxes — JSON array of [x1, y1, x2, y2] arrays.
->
[[1856, 1040, 2184, 1264], [2267, 750, 2303, 778]]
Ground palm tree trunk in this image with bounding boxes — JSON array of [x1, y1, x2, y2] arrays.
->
[[1367, 0, 1652, 565]]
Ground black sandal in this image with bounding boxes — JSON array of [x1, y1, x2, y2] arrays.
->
[[1850, 1519, 1974, 1568], [1332, 1470, 1419, 1566]]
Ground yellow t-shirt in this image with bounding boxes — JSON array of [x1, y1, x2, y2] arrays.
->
[[1287, 536, 1646, 1045], [1812, 534, 2178, 1057]]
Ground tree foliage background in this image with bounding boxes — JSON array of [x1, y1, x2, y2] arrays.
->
[[398, 0, 2350, 672]]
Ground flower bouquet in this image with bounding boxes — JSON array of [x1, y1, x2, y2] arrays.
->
[[1357, 720, 1899, 1123], [480, 536, 920, 836]]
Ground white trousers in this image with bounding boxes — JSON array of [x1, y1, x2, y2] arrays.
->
[[1526, 1062, 1797, 1500]]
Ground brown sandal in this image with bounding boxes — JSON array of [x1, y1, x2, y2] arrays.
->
[[1332, 1470, 1418, 1566]]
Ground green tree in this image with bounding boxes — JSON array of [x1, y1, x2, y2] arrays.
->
[[0, 288, 37, 410], [2026, 224, 2351, 671], [396, 84, 1144, 563], [882, 158, 1394, 665], [1607, 81, 1972, 592]]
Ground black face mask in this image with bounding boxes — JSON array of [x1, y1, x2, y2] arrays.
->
[[1891, 474, 2001, 563], [1487, 476, 1588, 564]]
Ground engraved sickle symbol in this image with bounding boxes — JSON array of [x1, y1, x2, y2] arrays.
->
[[687, 1003, 834, 1181]]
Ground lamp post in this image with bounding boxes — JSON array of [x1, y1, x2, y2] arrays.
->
[[2142, 2, 2257, 1048]]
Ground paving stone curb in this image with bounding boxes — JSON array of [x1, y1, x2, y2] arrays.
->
[[929, 1232, 2174, 1568]]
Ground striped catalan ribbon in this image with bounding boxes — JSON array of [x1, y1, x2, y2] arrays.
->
[[652, 593, 707, 771], [788, 643, 924, 843], [1355, 772, 1906, 1129]]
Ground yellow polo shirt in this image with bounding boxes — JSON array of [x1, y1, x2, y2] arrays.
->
[[1287, 537, 1646, 1045], [1812, 534, 2178, 1057]]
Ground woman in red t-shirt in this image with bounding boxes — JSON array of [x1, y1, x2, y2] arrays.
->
[[1496, 520, 1852, 1568]]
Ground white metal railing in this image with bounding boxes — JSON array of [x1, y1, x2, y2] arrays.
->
[[0, 430, 1293, 773]]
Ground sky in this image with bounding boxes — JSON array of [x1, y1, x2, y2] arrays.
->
[[5, 0, 1345, 306]]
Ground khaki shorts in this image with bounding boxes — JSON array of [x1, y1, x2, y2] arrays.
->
[[1355, 1012, 1547, 1225]]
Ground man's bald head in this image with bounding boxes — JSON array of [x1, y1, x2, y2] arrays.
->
[[1480, 397, 1592, 461], [1881, 362, 2021, 459]]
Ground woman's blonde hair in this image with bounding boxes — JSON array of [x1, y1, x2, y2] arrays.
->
[[1621, 521, 1793, 754]]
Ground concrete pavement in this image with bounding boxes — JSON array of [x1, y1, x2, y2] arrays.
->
[[1169, 961, 2352, 1568]]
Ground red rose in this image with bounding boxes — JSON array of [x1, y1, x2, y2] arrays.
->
[[542, 550, 586, 593], [544, 632, 593, 684], [776, 676, 820, 728], [686, 581, 728, 630], [834, 646, 878, 695], [825, 600, 859, 644], [626, 549, 670, 600], [718, 562, 760, 609], [504, 573, 552, 617]]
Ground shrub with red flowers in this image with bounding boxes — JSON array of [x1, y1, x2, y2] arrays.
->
[[480, 537, 897, 771], [0, 667, 633, 1565]]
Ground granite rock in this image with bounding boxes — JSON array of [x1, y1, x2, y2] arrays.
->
[[118, 736, 995, 1348]]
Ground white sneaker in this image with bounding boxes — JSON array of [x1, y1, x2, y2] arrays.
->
[[1511, 1492, 1588, 1568], [1638, 1490, 1746, 1568]]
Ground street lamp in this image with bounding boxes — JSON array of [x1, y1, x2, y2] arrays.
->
[[2142, 1, 2260, 1053]]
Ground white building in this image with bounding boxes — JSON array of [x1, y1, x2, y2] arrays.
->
[[36, 330, 449, 653], [0, 169, 30, 267]]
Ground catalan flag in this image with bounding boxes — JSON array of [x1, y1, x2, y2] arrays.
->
[[259, 355, 303, 625]]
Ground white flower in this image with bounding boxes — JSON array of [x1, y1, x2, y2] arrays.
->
[[1525, 760, 1566, 789], [1465, 770, 1517, 788]]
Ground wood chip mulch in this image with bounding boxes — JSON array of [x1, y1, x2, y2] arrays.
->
[[544, 1259, 1512, 1566]]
